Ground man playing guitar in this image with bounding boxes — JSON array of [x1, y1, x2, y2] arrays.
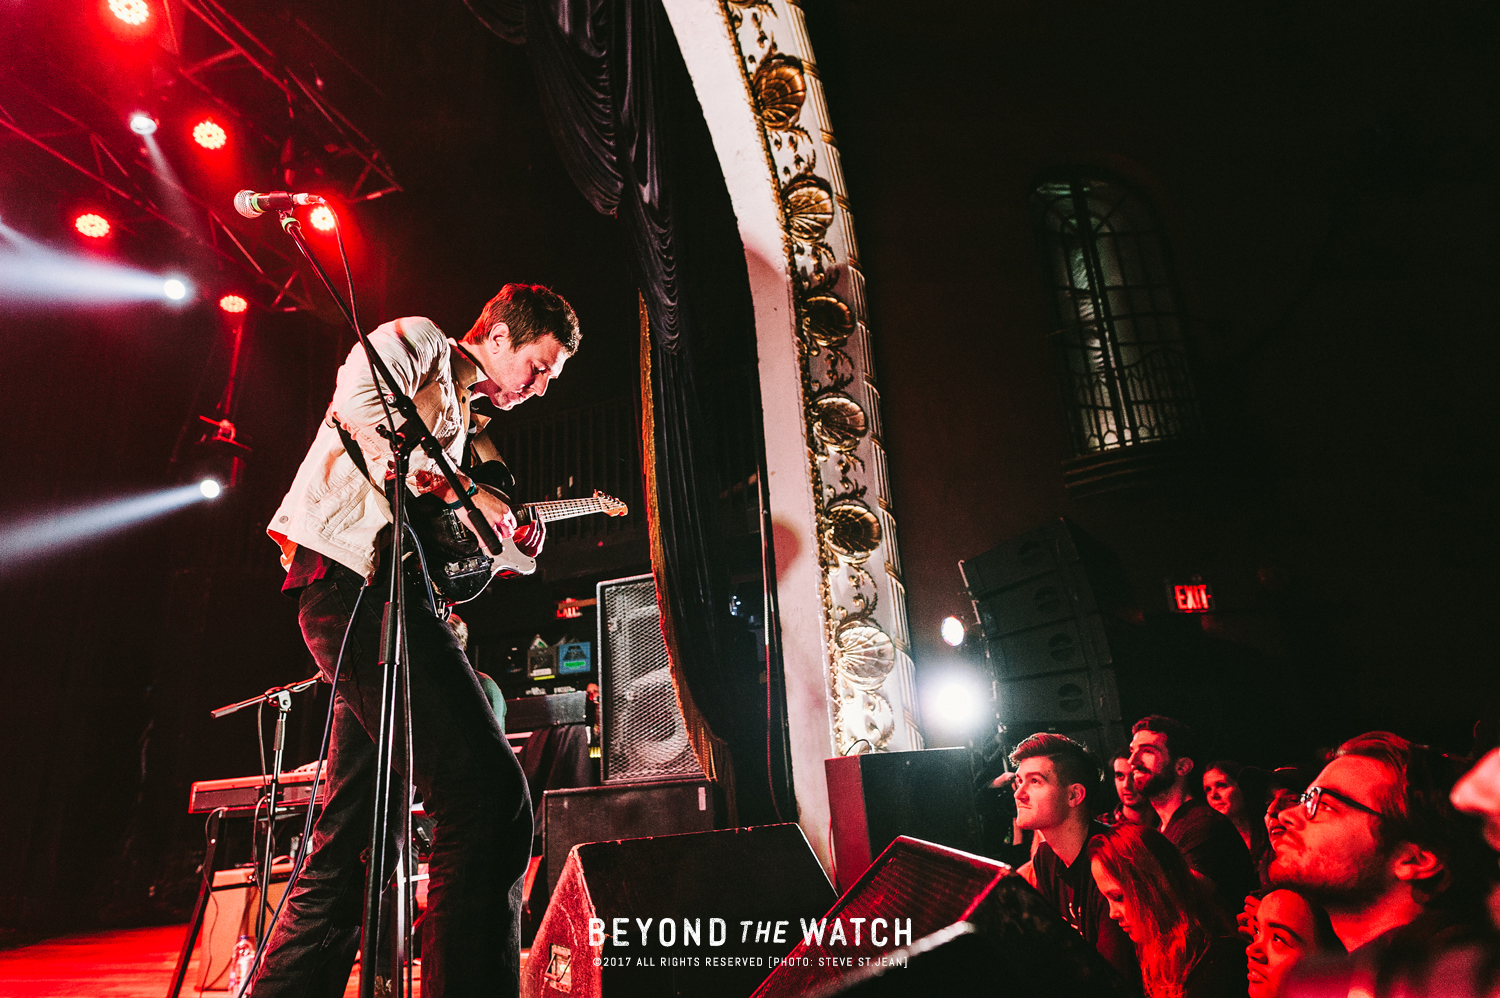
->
[[255, 284, 579, 997]]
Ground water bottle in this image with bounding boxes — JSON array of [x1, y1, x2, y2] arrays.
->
[[227, 934, 255, 995]]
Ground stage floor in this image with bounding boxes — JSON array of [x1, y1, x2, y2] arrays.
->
[[0, 924, 457, 997]]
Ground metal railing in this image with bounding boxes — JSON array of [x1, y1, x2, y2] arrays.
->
[[1049, 320, 1205, 457]]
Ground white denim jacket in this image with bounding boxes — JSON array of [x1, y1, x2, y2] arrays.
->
[[267, 316, 484, 579]]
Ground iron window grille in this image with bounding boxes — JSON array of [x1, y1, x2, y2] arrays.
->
[[1030, 176, 1205, 458]]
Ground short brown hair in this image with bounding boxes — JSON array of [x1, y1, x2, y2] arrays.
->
[[1335, 731, 1481, 903], [1132, 714, 1204, 778], [464, 283, 580, 353], [1010, 732, 1099, 798]]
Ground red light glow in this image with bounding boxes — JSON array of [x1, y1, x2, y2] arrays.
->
[[219, 295, 248, 314], [192, 121, 227, 150], [308, 206, 336, 231], [108, 0, 150, 25], [75, 214, 111, 238]]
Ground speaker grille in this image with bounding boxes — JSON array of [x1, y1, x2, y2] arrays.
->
[[598, 574, 704, 783]]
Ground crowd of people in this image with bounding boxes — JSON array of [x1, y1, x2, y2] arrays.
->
[[1000, 716, 1500, 997]]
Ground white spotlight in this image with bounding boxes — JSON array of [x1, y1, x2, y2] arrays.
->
[[198, 479, 222, 499], [129, 113, 158, 136], [940, 615, 966, 647], [163, 278, 187, 300], [930, 679, 985, 729], [0, 484, 209, 575]]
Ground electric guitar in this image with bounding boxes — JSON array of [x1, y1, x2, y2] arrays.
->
[[408, 460, 628, 604]]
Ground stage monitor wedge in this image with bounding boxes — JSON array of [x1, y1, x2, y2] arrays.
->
[[523, 823, 836, 998], [542, 778, 723, 895], [751, 836, 1134, 998]]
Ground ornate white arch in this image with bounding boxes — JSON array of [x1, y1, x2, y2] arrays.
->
[[660, 0, 921, 875]]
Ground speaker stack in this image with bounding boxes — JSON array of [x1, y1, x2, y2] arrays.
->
[[960, 519, 1126, 759], [527, 576, 724, 938]]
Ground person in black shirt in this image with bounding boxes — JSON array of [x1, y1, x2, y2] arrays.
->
[[1129, 715, 1259, 914], [1104, 744, 1159, 829], [1008, 732, 1139, 982], [1204, 761, 1273, 878]]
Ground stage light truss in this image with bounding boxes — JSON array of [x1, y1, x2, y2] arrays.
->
[[169, 0, 402, 204], [0, 0, 403, 315], [0, 79, 318, 313]]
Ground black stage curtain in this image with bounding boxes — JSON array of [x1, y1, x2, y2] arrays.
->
[[467, 0, 784, 821]]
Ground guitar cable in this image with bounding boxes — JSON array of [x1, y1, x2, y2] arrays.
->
[[402, 521, 444, 620]]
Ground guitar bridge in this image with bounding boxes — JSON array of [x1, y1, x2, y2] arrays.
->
[[444, 555, 492, 579]]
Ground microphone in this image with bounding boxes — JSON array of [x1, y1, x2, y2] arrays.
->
[[234, 190, 326, 219]]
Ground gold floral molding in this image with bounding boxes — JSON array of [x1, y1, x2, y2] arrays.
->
[[725, 0, 921, 755]]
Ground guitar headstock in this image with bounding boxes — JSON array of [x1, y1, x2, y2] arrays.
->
[[591, 489, 629, 517]]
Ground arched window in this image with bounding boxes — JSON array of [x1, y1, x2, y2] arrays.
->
[[1030, 176, 1204, 482]]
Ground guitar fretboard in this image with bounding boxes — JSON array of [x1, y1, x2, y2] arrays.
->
[[526, 497, 619, 522]]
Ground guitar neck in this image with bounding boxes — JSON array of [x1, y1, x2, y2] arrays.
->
[[525, 497, 615, 523]]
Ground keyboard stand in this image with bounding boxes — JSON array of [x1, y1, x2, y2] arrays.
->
[[165, 806, 224, 998]]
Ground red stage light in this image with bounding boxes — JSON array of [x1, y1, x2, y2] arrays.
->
[[308, 206, 336, 231], [192, 120, 227, 150], [75, 213, 111, 238], [108, 0, 150, 25], [219, 294, 248, 314]]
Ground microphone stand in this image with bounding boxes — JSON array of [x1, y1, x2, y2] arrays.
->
[[275, 210, 497, 998], [209, 677, 321, 950]]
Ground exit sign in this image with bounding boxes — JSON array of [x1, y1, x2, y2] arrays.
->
[[556, 597, 597, 619], [1168, 580, 1214, 613]]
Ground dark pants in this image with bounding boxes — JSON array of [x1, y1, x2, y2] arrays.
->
[[250, 561, 532, 997]]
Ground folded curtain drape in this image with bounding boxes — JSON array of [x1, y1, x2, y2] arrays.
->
[[467, 0, 778, 820]]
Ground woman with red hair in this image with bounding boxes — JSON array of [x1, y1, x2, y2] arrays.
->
[[1090, 823, 1248, 997]]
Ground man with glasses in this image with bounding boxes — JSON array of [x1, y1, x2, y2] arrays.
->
[[1270, 731, 1491, 992]]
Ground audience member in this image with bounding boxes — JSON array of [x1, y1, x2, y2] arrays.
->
[[1104, 744, 1160, 828], [1256, 770, 1310, 888], [1270, 732, 1496, 996], [1008, 732, 1138, 981], [989, 718, 1500, 996], [1244, 889, 1341, 998], [1130, 716, 1259, 911], [1452, 746, 1500, 863], [1091, 823, 1248, 997], [1205, 760, 1273, 871]]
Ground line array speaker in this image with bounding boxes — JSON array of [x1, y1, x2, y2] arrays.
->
[[960, 519, 1125, 757]]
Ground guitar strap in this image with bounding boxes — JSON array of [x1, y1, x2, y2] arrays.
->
[[450, 341, 498, 467], [329, 416, 448, 614], [331, 417, 376, 488], [334, 339, 483, 488]]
